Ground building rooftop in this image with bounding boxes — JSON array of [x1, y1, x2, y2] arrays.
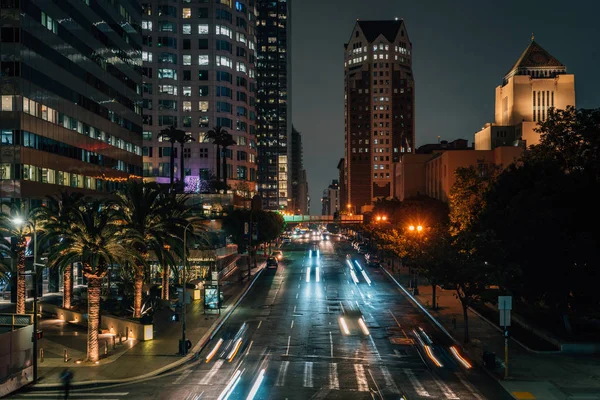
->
[[505, 39, 566, 79], [355, 20, 405, 43]]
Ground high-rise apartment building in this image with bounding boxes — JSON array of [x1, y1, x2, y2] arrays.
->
[[474, 39, 575, 150], [0, 0, 143, 204], [140, 0, 258, 193], [343, 19, 415, 213], [290, 125, 307, 213], [256, 0, 291, 210]]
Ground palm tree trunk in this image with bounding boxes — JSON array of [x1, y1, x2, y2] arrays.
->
[[180, 142, 185, 191], [161, 265, 169, 300], [222, 147, 228, 193], [215, 145, 221, 183], [63, 265, 72, 309], [16, 239, 26, 314], [169, 142, 175, 192], [133, 264, 144, 319], [87, 275, 101, 362]]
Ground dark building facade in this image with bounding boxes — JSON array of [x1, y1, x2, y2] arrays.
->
[[290, 125, 306, 213], [256, 0, 291, 210], [0, 0, 143, 203], [343, 20, 415, 213]]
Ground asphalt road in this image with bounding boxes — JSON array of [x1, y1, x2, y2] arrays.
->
[[15, 237, 513, 400]]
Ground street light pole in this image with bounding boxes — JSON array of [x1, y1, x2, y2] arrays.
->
[[180, 222, 192, 356]]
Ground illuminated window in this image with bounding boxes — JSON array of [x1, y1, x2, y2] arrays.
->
[[183, 101, 191, 112], [198, 55, 209, 65], [182, 8, 191, 18], [182, 24, 191, 34], [199, 101, 209, 112], [198, 24, 209, 34], [183, 55, 191, 65]]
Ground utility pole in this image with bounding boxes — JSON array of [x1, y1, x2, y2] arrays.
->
[[179, 222, 192, 356]]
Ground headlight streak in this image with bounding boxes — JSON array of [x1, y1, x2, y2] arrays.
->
[[418, 327, 433, 345], [450, 346, 472, 369], [206, 338, 224, 362], [306, 267, 311, 282], [217, 369, 243, 400], [358, 318, 370, 335], [339, 317, 350, 335], [360, 269, 372, 286], [245, 368, 266, 400], [349, 269, 359, 284], [354, 260, 363, 270], [412, 329, 426, 347], [227, 338, 243, 362], [316, 267, 320, 282], [424, 345, 443, 367]]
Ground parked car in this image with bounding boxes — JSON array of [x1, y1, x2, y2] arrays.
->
[[266, 256, 278, 268]]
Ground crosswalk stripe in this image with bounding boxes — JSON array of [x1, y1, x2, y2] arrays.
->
[[403, 368, 431, 397], [457, 374, 484, 400], [172, 368, 192, 384], [303, 361, 314, 387], [380, 366, 400, 394], [354, 364, 369, 392], [432, 374, 460, 399], [199, 359, 224, 385], [329, 362, 340, 390], [275, 360, 289, 387]]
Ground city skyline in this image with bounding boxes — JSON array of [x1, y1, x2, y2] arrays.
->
[[291, 0, 600, 213]]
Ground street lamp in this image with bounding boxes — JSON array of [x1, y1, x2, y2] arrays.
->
[[179, 221, 193, 356], [407, 224, 424, 295]]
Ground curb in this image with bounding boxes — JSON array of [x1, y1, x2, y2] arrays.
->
[[30, 265, 265, 390]]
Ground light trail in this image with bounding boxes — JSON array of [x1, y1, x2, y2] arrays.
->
[[227, 338, 243, 362], [245, 368, 266, 400], [316, 267, 320, 282], [358, 318, 370, 336], [360, 269, 372, 285], [306, 267, 310, 282], [450, 346, 472, 369], [339, 317, 350, 335], [217, 369, 242, 400], [424, 345, 443, 367], [205, 338, 223, 362]]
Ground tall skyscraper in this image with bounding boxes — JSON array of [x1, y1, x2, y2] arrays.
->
[[256, 0, 292, 210], [290, 125, 307, 213], [343, 19, 415, 213], [474, 38, 575, 150], [140, 0, 258, 194], [0, 0, 142, 204]]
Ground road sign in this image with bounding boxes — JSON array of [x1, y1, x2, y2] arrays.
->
[[498, 296, 512, 310], [499, 309, 511, 327]]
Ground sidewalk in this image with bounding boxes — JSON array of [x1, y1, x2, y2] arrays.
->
[[32, 262, 264, 388], [386, 264, 600, 400]]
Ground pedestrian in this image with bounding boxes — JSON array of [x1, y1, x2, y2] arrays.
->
[[60, 368, 73, 399]]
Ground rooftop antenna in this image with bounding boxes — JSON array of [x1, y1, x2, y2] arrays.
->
[[531, 32, 535, 41]]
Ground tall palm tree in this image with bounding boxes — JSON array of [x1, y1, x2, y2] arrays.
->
[[45, 199, 142, 362], [157, 126, 186, 192], [115, 181, 184, 318], [0, 202, 36, 314], [176, 132, 195, 191], [34, 191, 84, 309], [218, 133, 237, 194], [205, 126, 228, 187]]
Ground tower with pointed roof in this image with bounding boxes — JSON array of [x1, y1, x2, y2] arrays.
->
[[475, 39, 575, 150], [342, 19, 415, 212]]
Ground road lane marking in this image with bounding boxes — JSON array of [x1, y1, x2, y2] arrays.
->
[[380, 366, 400, 394], [172, 368, 192, 384], [245, 340, 253, 356], [368, 367, 383, 397], [303, 361, 314, 387], [293, 305, 296, 313], [275, 360, 289, 387], [285, 335, 291, 355], [456, 373, 484, 400], [290, 320, 294, 329], [369, 335, 382, 360], [329, 363, 340, 390], [296, 293, 299, 299], [199, 359, 224, 385], [354, 364, 369, 392], [388, 309, 409, 337], [257, 320, 262, 329], [432, 374, 460, 399], [403, 368, 430, 397], [329, 331, 334, 358]]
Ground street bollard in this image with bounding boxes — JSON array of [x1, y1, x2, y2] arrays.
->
[[40, 348, 44, 363], [112, 335, 116, 350], [104, 340, 108, 355], [119, 332, 123, 345], [64, 349, 68, 363]]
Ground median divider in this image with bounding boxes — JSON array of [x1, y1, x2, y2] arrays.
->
[[31, 264, 265, 390]]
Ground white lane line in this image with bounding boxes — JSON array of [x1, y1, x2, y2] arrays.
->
[[293, 305, 296, 313], [403, 368, 430, 397], [245, 340, 254, 356], [275, 360, 290, 387], [329, 362, 340, 390], [354, 364, 369, 392], [290, 320, 294, 329], [380, 366, 400, 394], [199, 359, 224, 385], [303, 361, 314, 387], [298, 283, 300, 288], [457, 373, 484, 400], [432, 373, 460, 399], [296, 293, 298, 299], [172, 368, 192, 384], [257, 320, 262, 330], [369, 335, 382, 361], [285, 335, 291, 356], [329, 331, 334, 358]]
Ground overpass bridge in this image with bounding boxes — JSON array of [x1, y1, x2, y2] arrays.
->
[[282, 215, 363, 224]]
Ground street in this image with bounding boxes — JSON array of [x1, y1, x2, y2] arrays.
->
[[13, 237, 512, 399]]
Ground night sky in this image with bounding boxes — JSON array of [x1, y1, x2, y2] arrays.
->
[[291, 0, 600, 214]]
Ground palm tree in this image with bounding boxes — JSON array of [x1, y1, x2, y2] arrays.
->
[[45, 199, 142, 362], [115, 181, 183, 318], [176, 132, 195, 191], [158, 126, 186, 192], [34, 191, 84, 309], [205, 126, 228, 187], [0, 202, 36, 314], [218, 133, 237, 194]]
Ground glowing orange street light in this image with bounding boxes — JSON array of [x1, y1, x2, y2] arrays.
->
[[417, 225, 423, 232], [382, 216, 387, 221], [408, 225, 415, 231], [408, 225, 423, 232], [376, 216, 382, 221]]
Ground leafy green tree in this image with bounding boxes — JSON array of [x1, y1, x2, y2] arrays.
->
[[45, 199, 142, 362]]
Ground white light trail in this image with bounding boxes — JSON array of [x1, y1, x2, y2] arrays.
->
[[339, 317, 350, 335], [217, 369, 242, 400], [227, 338, 243, 362], [450, 346, 472, 369], [245, 368, 266, 400], [349, 269, 359, 284], [358, 318, 370, 336], [316, 267, 320, 282], [354, 260, 363, 270], [205, 338, 223, 362], [360, 269, 372, 286], [306, 268, 310, 282], [425, 345, 443, 367]]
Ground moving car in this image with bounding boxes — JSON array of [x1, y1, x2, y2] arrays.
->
[[266, 256, 278, 268], [338, 303, 370, 336]]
